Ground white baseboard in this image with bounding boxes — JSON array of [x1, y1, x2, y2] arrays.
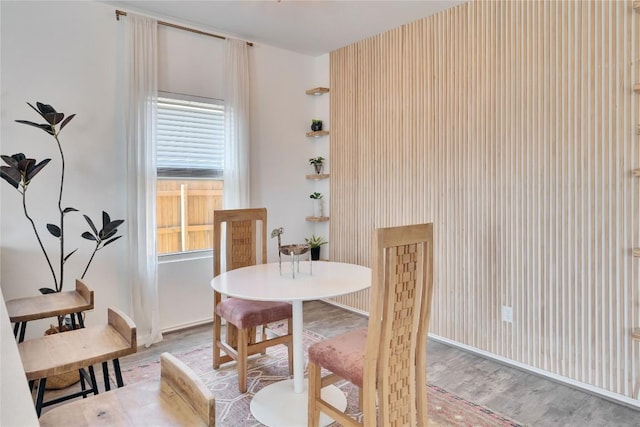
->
[[320, 298, 369, 317], [136, 317, 214, 349], [161, 317, 214, 334], [429, 334, 640, 410]]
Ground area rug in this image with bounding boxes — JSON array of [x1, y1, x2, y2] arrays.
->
[[119, 329, 523, 427]]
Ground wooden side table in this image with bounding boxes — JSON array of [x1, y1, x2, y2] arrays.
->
[[39, 353, 215, 426], [6, 279, 94, 342], [19, 306, 137, 416]]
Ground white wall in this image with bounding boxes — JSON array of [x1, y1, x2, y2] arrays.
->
[[307, 54, 330, 258], [0, 1, 319, 336], [1, 1, 128, 338], [250, 42, 317, 259]]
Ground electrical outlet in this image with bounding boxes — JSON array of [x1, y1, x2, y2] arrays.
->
[[502, 305, 513, 323]]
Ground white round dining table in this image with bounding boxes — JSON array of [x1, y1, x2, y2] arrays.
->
[[211, 261, 371, 427]]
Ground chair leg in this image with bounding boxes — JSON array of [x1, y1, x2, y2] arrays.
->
[[227, 323, 238, 348], [287, 318, 294, 376], [113, 359, 124, 388], [79, 368, 87, 396], [18, 322, 27, 343], [88, 365, 99, 395], [213, 313, 222, 369], [77, 312, 85, 328], [102, 361, 111, 391], [307, 361, 321, 427], [35, 378, 47, 417], [259, 325, 266, 355], [237, 329, 249, 393]]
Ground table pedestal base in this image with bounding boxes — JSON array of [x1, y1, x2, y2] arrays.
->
[[250, 379, 347, 427]]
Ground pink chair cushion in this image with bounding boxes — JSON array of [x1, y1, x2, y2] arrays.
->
[[308, 327, 367, 387], [215, 298, 292, 329]]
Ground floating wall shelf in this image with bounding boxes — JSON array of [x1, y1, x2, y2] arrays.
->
[[306, 174, 330, 180], [305, 86, 329, 224], [306, 130, 329, 138], [306, 216, 330, 222], [305, 87, 330, 96]]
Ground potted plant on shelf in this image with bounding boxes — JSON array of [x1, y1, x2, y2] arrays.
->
[[308, 156, 325, 174], [311, 119, 323, 132], [309, 192, 324, 217], [1, 102, 125, 339], [304, 234, 327, 261]]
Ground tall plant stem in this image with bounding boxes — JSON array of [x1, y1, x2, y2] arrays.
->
[[81, 244, 99, 279], [22, 189, 58, 290], [54, 132, 65, 292]]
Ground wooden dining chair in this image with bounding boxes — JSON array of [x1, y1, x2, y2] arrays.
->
[[307, 223, 434, 426], [212, 208, 293, 393]]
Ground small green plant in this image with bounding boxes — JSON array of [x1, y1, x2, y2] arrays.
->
[[310, 192, 323, 199], [305, 234, 328, 248], [308, 156, 325, 166], [309, 156, 325, 174], [311, 119, 323, 131]]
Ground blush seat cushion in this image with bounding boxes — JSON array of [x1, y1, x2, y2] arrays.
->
[[308, 327, 367, 387], [215, 298, 292, 329]]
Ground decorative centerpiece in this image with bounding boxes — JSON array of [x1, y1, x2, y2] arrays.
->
[[270, 227, 311, 278]]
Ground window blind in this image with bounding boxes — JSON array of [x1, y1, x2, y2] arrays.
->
[[157, 95, 224, 178]]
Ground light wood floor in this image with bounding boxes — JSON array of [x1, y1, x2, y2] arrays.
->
[[120, 300, 639, 426]]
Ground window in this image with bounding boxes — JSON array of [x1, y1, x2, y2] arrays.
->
[[156, 93, 224, 255]]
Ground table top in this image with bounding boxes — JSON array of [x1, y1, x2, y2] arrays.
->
[[210, 261, 371, 302]]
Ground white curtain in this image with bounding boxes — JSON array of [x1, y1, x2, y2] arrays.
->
[[223, 38, 251, 208], [125, 13, 162, 346]]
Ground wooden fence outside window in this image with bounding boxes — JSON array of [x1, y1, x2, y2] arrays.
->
[[157, 179, 223, 254]]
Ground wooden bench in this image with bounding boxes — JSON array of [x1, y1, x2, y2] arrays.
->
[[38, 352, 215, 426], [18, 306, 136, 416], [6, 279, 94, 342]]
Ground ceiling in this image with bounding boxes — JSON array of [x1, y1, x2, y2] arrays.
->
[[105, 0, 464, 57]]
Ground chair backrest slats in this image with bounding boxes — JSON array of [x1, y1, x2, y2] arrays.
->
[[213, 208, 268, 306], [363, 223, 434, 427], [213, 208, 267, 276], [227, 219, 257, 270]]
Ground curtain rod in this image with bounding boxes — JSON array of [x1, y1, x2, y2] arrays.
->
[[115, 10, 254, 47]]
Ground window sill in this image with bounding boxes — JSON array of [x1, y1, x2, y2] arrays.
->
[[158, 250, 213, 264]]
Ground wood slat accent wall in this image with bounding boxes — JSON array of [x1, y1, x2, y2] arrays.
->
[[329, 0, 640, 398]]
